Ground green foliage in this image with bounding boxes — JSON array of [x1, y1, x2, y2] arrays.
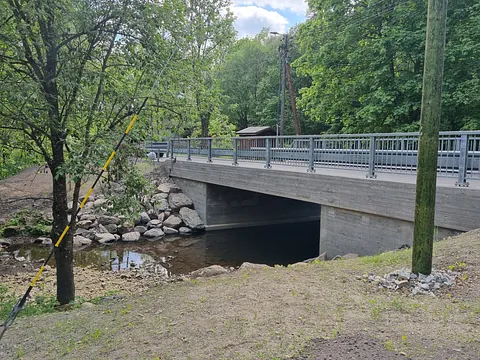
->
[[295, 0, 480, 133], [0, 285, 58, 320], [0, 210, 52, 237]]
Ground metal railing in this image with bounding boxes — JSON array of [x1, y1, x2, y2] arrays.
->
[[169, 131, 480, 186]]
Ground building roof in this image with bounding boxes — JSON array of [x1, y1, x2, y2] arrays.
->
[[236, 126, 275, 136]]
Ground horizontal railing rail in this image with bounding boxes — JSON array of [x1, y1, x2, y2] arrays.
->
[[169, 131, 480, 186]]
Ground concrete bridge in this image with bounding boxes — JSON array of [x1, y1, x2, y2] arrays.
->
[[166, 131, 480, 259]]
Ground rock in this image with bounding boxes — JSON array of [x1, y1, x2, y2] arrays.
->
[[34, 237, 52, 246], [122, 232, 141, 242], [157, 213, 165, 222], [163, 227, 179, 235], [164, 211, 171, 219], [179, 227, 192, 235], [153, 199, 169, 213], [147, 152, 157, 161], [82, 202, 94, 211], [77, 220, 93, 229], [97, 215, 121, 226], [44, 265, 52, 271], [134, 226, 148, 234], [93, 198, 108, 208], [239, 262, 269, 271], [75, 228, 95, 240], [138, 212, 151, 225], [97, 224, 109, 233], [114, 234, 121, 242], [143, 228, 165, 240], [152, 193, 169, 202], [0, 238, 12, 247], [73, 236, 92, 248], [420, 283, 431, 291], [304, 252, 327, 263], [104, 224, 118, 234], [80, 214, 97, 223], [148, 211, 158, 220], [82, 302, 94, 309], [147, 219, 163, 229], [3, 226, 20, 237], [179, 208, 205, 230], [343, 253, 359, 260], [168, 193, 193, 211], [118, 222, 134, 235], [163, 215, 182, 229], [157, 183, 181, 194], [95, 233, 116, 244], [190, 265, 229, 279]]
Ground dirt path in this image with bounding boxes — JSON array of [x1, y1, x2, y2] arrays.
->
[[0, 230, 479, 359]]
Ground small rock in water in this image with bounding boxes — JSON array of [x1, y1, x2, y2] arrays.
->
[[73, 235, 92, 248], [163, 227, 179, 235], [122, 232, 141, 242], [95, 233, 116, 244], [179, 227, 192, 235], [143, 228, 165, 240]]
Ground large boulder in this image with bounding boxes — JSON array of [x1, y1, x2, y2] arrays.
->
[[79, 214, 96, 222], [77, 220, 93, 229], [138, 212, 151, 225], [153, 198, 169, 213], [75, 228, 95, 240], [97, 215, 121, 226], [122, 232, 141, 242], [133, 226, 148, 235], [163, 215, 182, 229], [34, 237, 52, 246], [190, 265, 229, 279], [73, 236, 92, 248], [95, 233, 116, 244], [179, 207, 205, 230], [143, 228, 164, 241], [93, 198, 108, 208], [157, 183, 181, 194], [168, 193, 193, 211]]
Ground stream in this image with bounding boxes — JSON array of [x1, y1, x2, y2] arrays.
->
[[12, 221, 320, 275]]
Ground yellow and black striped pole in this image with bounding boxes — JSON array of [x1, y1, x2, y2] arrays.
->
[[0, 97, 148, 341]]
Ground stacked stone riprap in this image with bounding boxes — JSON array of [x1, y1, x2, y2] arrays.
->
[[362, 268, 459, 296]]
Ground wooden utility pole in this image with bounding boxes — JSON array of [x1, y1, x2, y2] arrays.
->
[[279, 34, 288, 136], [285, 63, 301, 135], [412, 0, 448, 275]]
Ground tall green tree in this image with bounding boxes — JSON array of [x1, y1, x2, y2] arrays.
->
[[295, 0, 480, 133], [0, 0, 188, 303]]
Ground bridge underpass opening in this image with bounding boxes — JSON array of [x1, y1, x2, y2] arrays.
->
[[174, 179, 322, 265]]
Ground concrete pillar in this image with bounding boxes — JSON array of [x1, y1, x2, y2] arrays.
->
[[319, 205, 460, 259]]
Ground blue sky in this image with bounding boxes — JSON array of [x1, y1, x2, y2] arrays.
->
[[231, 0, 308, 38]]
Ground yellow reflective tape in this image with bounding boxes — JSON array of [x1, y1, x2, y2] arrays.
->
[[30, 266, 45, 287], [102, 151, 116, 171], [55, 225, 70, 247], [79, 188, 93, 209], [125, 114, 138, 135]]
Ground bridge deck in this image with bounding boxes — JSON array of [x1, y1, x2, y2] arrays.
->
[[169, 156, 480, 190]]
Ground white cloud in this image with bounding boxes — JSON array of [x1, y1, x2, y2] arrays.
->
[[232, 6, 289, 38], [232, 0, 308, 15]]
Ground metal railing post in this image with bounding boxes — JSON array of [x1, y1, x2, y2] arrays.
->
[[187, 139, 191, 161], [207, 138, 213, 162], [169, 139, 174, 159], [265, 137, 271, 169], [456, 134, 469, 187], [367, 135, 377, 178], [307, 136, 315, 172], [232, 138, 238, 165]]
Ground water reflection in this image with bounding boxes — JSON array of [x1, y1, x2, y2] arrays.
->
[[12, 221, 320, 274]]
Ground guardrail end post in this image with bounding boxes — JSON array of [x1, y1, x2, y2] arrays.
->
[[207, 138, 213, 163], [366, 135, 377, 178], [455, 134, 469, 187], [265, 137, 271, 169], [232, 138, 238, 166], [307, 136, 316, 172]]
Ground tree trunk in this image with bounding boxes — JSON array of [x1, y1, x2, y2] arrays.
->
[[50, 135, 75, 304]]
